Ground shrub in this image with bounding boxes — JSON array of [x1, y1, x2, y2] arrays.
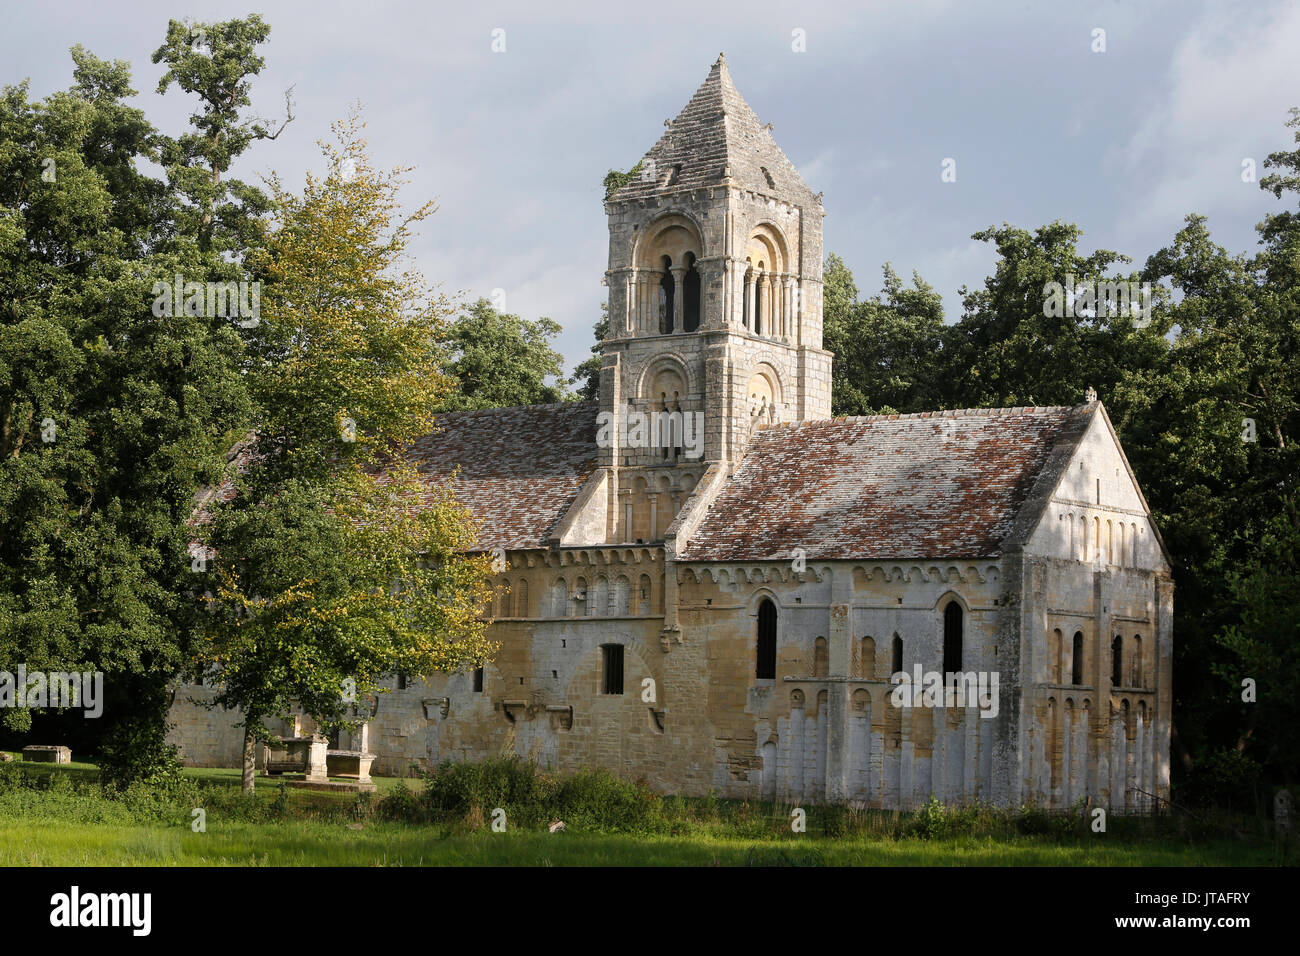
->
[[375, 784, 425, 823], [553, 768, 665, 833], [421, 756, 557, 828], [420, 758, 668, 833], [1180, 749, 1262, 814], [909, 796, 950, 839], [96, 698, 185, 791]]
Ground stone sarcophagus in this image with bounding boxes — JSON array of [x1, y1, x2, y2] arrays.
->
[[260, 735, 328, 781], [22, 745, 71, 764]]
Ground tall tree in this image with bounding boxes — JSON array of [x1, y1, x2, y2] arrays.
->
[[151, 15, 291, 257], [824, 261, 946, 415], [198, 114, 495, 792], [937, 222, 1161, 410], [0, 36, 260, 782], [439, 299, 571, 410]]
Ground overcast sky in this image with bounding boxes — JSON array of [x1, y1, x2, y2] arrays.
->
[[5, 0, 1298, 374]]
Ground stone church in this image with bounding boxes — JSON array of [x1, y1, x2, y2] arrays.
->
[[170, 55, 1173, 810]]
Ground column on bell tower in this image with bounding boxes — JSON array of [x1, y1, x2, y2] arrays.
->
[[743, 266, 756, 332], [670, 264, 686, 333]]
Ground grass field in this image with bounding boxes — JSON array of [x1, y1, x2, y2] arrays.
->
[[0, 752, 1289, 867], [1, 820, 1281, 866]]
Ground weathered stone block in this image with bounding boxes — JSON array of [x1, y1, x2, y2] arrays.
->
[[22, 745, 71, 764]]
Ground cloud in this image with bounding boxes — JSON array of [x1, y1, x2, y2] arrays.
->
[[1114, 2, 1300, 236]]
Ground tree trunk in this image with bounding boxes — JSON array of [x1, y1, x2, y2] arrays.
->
[[242, 719, 258, 794]]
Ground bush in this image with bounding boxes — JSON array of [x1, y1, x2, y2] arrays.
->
[[420, 758, 667, 833], [909, 796, 950, 839], [374, 784, 425, 823], [1180, 749, 1262, 814], [553, 769, 666, 833], [421, 756, 556, 828], [96, 687, 186, 791]]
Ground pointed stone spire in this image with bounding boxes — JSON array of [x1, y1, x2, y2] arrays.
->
[[609, 57, 819, 206]]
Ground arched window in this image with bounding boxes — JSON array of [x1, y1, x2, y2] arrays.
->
[[1111, 634, 1123, 687], [756, 598, 777, 679], [1071, 631, 1084, 685], [891, 635, 904, 675], [515, 579, 529, 617], [1132, 635, 1143, 688], [658, 256, 674, 334], [683, 253, 700, 332], [943, 601, 963, 673]]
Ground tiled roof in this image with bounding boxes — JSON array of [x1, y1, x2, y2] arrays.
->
[[407, 402, 600, 551], [678, 406, 1094, 562], [610, 53, 819, 206]]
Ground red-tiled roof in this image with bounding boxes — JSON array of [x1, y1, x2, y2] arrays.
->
[[408, 402, 600, 551], [678, 406, 1093, 562]]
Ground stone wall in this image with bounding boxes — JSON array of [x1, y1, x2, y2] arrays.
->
[[169, 547, 1167, 810]]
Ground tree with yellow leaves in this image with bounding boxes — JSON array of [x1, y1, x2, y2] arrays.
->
[[194, 109, 496, 793]]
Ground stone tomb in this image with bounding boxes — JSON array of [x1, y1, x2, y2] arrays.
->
[[22, 745, 71, 764], [260, 734, 329, 781]]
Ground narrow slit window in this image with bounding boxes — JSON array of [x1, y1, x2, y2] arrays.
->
[[756, 599, 777, 679], [942, 601, 963, 673], [601, 644, 624, 695]]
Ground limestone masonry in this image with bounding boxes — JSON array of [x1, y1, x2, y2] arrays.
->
[[170, 55, 1173, 809]]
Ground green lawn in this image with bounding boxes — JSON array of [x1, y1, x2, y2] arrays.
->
[[0, 753, 1288, 866], [0, 819, 1279, 866], [179, 763, 417, 795]]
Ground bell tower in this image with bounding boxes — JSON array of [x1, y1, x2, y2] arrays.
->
[[594, 53, 831, 544]]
